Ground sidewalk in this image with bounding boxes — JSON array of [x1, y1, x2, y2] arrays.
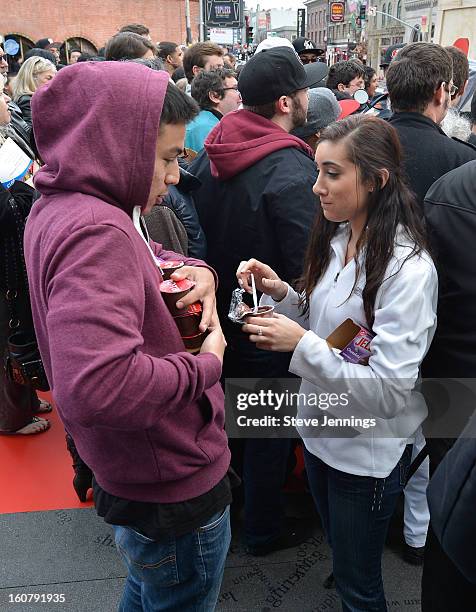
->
[[0, 495, 423, 612]]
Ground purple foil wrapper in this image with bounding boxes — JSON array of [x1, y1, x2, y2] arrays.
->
[[339, 327, 375, 365]]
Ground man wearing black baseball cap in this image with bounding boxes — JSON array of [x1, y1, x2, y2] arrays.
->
[[293, 37, 325, 64], [189, 46, 318, 556]]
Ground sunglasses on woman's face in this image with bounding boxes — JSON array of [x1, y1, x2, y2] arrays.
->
[[300, 57, 318, 64]]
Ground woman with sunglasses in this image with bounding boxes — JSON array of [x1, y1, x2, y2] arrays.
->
[[238, 115, 437, 611]]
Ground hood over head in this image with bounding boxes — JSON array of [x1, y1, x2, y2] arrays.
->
[[204, 109, 313, 180], [32, 61, 170, 215]]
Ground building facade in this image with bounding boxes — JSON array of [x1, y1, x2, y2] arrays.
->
[[366, 0, 406, 69], [305, 0, 328, 48], [252, 8, 298, 43], [326, 5, 361, 64], [268, 26, 298, 42], [3, 0, 200, 57], [404, 0, 438, 42], [434, 0, 476, 56]]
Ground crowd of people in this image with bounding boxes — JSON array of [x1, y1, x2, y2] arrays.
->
[[1, 21, 476, 612]]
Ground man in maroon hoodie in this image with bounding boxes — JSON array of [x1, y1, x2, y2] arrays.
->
[[25, 62, 232, 611], [190, 46, 318, 556]]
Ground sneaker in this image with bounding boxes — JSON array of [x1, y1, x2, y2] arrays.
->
[[246, 518, 314, 557], [403, 543, 425, 566]]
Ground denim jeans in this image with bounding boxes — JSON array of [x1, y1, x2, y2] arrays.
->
[[304, 446, 412, 612], [112, 506, 231, 611]]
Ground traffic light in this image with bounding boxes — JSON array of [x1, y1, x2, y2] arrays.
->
[[245, 15, 253, 45], [359, 4, 366, 20]]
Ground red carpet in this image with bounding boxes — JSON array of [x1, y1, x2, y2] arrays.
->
[[0, 392, 93, 514]]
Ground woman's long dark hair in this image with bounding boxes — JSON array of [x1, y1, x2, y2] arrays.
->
[[299, 114, 429, 328]]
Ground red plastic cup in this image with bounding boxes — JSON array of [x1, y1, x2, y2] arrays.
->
[[160, 279, 195, 316], [183, 330, 209, 353], [174, 302, 202, 336], [159, 260, 184, 281]]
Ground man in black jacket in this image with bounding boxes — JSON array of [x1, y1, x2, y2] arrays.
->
[[421, 160, 476, 610], [190, 46, 318, 556], [386, 42, 476, 207]]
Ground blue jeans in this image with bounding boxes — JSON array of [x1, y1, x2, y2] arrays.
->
[[112, 506, 231, 611], [304, 447, 412, 612]]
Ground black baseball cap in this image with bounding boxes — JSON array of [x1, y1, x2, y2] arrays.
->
[[238, 46, 316, 105], [304, 61, 328, 88], [293, 37, 324, 57]]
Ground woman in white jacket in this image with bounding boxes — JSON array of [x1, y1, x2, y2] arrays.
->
[[238, 115, 437, 612]]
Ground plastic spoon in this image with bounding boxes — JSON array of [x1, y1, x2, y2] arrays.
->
[[251, 273, 258, 313]]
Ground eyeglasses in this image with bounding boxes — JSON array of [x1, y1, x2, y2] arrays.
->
[[222, 86, 241, 97], [0, 54, 8, 63], [300, 57, 318, 64], [442, 81, 458, 96]]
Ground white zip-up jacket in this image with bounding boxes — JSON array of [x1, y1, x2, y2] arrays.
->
[[262, 224, 438, 478]]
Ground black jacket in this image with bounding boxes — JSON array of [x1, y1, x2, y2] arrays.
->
[[165, 164, 206, 259], [388, 112, 476, 207], [14, 95, 33, 130], [7, 100, 35, 157], [427, 414, 476, 584], [422, 160, 476, 379], [144, 165, 206, 258], [0, 181, 40, 431], [190, 126, 317, 376]]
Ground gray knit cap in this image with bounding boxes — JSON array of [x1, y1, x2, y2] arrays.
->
[[292, 88, 340, 140]]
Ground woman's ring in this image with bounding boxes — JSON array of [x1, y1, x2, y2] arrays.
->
[[257, 326, 263, 336]]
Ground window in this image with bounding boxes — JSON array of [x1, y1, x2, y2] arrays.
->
[[336, 25, 340, 39], [382, 4, 386, 26], [396, 0, 402, 19], [3, 34, 34, 62], [388, 3, 392, 17]]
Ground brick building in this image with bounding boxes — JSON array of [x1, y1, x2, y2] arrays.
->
[[305, 0, 328, 49], [3, 0, 200, 58]]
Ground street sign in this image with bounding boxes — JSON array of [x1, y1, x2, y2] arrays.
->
[[330, 2, 345, 23], [297, 8, 306, 38], [205, 0, 243, 28], [209, 28, 235, 44], [368, 6, 377, 17]]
